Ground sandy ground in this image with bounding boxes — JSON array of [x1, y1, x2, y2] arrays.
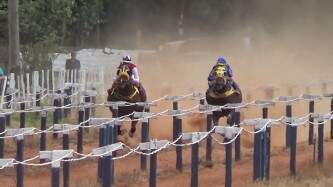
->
[[1, 30, 333, 186]]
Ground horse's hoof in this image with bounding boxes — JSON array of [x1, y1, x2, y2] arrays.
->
[[204, 161, 214, 168]]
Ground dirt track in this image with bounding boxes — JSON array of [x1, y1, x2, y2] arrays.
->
[[1, 32, 333, 186]]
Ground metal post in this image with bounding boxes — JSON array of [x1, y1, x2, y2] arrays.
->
[[36, 92, 41, 107], [91, 89, 96, 117], [6, 94, 12, 126], [263, 107, 270, 180], [109, 125, 115, 185], [53, 98, 59, 139], [290, 121, 297, 175], [40, 111, 47, 163], [77, 107, 84, 153], [16, 137, 24, 187], [102, 126, 111, 187], [172, 101, 182, 172], [191, 142, 199, 187], [149, 149, 157, 187], [234, 111, 241, 161], [63, 132, 70, 187], [98, 127, 104, 180], [260, 127, 267, 180], [112, 107, 118, 144], [225, 137, 232, 187], [51, 167, 60, 187], [309, 101, 314, 144], [253, 126, 261, 181], [63, 88, 71, 118], [141, 118, 149, 170], [0, 115, 5, 158], [20, 103, 25, 128], [318, 118, 324, 163], [176, 116, 183, 172], [84, 96, 91, 130], [205, 113, 213, 167], [286, 105, 292, 148]]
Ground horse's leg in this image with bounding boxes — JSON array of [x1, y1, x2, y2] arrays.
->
[[129, 120, 137, 137]]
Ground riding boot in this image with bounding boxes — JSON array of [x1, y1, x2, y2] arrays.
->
[[138, 82, 147, 101], [231, 81, 241, 94]]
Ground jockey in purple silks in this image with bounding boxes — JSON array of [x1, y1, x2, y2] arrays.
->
[[208, 56, 239, 90]]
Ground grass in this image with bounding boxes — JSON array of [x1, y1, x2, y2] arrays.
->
[[10, 109, 74, 128], [245, 166, 333, 187]]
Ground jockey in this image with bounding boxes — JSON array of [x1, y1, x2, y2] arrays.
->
[[115, 55, 147, 101], [208, 56, 239, 90]]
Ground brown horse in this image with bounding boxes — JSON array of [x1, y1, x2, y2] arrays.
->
[[206, 65, 242, 125], [107, 64, 147, 137]]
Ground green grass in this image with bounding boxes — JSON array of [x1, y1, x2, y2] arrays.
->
[[10, 110, 69, 128]]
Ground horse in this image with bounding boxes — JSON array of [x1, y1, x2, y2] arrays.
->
[[205, 65, 242, 125], [107, 64, 147, 137]]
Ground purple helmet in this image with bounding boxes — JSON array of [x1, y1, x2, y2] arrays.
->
[[217, 56, 227, 65]]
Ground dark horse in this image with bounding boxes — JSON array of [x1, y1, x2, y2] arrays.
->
[[206, 65, 242, 125], [107, 64, 147, 137]]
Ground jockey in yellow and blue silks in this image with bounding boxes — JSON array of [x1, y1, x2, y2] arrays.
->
[[208, 57, 239, 90]]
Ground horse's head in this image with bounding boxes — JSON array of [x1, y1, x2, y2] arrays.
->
[[115, 64, 134, 96], [211, 65, 230, 94]]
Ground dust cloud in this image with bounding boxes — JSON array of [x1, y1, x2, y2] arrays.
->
[[105, 0, 333, 146]]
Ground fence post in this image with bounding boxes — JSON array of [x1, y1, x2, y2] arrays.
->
[[91, 88, 96, 117], [289, 118, 297, 176], [98, 126, 105, 181], [102, 125, 111, 187], [224, 128, 233, 187], [5, 94, 12, 126], [172, 100, 183, 172], [0, 115, 5, 158], [262, 107, 270, 180], [109, 124, 115, 185], [175, 115, 183, 172], [77, 106, 84, 153], [52, 166, 60, 187], [309, 100, 314, 144], [150, 148, 157, 187], [53, 97, 60, 139], [141, 115, 150, 170], [233, 110, 241, 161], [40, 111, 47, 163], [253, 122, 262, 181], [7, 128, 35, 187], [84, 95, 91, 131], [63, 87, 71, 118], [17, 135, 25, 187], [92, 141, 123, 187], [205, 112, 213, 167], [191, 141, 199, 187], [39, 150, 73, 187], [139, 140, 168, 187], [63, 130, 70, 187], [20, 102, 25, 128], [286, 104, 292, 148], [318, 116, 324, 163]]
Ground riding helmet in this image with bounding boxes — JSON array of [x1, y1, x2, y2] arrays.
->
[[217, 56, 227, 64], [122, 55, 132, 63]]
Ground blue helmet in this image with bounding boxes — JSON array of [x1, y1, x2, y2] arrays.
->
[[217, 56, 227, 65], [122, 55, 132, 63]]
